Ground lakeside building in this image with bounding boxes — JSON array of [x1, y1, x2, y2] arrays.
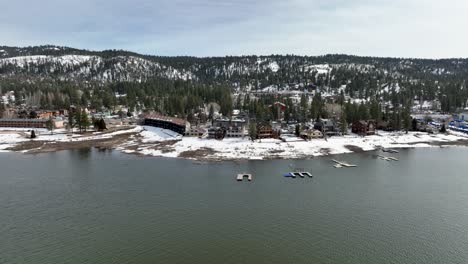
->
[[142, 113, 189, 135], [225, 126, 247, 138], [256, 123, 278, 139], [185, 127, 207, 137], [300, 129, 324, 140], [458, 111, 468, 121], [352, 120, 376, 136], [0, 118, 63, 129], [207, 127, 225, 140], [314, 119, 339, 136]]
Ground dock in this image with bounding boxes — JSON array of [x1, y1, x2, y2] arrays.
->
[[382, 148, 399, 153], [332, 159, 357, 168], [237, 173, 252, 181], [284, 172, 313, 178], [377, 155, 399, 161]]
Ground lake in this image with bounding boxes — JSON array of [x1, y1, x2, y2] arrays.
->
[[1, 148, 467, 264]]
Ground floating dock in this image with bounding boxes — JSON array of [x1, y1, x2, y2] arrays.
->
[[284, 172, 313, 178], [377, 155, 399, 161], [237, 173, 252, 181], [382, 148, 399, 153], [332, 159, 357, 168]]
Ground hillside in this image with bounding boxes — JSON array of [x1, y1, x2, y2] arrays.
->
[[1, 45, 468, 114]]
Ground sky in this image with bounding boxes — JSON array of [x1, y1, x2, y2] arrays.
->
[[0, 0, 467, 58]]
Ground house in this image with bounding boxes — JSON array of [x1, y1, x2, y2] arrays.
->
[[142, 113, 190, 135], [314, 119, 339, 136], [207, 127, 225, 140], [185, 127, 207, 137], [377, 121, 392, 131], [225, 126, 247, 138], [256, 123, 279, 139], [300, 129, 324, 140], [36, 110, 59, 119], [213, 118, 246, 129], [352, 120, 376, 136], [458, 112, 468, 121]]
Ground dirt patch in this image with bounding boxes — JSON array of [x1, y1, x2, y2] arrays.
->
[[7, 132, 138, 153], [319, 148, 332, 155], [179, 148, 216, 158], [345, 145, 365, 152]]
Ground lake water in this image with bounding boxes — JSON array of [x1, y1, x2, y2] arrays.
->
[[1, 148, 468, 264]]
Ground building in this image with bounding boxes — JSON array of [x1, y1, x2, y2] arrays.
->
[[458, 112, 468, 121], [207, 127, 225, 140], [37, 110, 59, 119], [352, 120, 376, 136], [0, 119, 49, 129], [142, 113, 189, 135], [257, 124, 276, 139], [314, 119, 339, 136], [213, 118, 246, 129], [225, 126, 247, 138], [185, 127, 207, 137], [300, 129, 324, 140]]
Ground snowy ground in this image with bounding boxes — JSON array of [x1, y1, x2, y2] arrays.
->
[[119, 127, 468, 160], [1, 126, 468, 159]]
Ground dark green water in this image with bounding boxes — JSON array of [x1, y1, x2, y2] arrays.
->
[[1, 148, 468, 264]]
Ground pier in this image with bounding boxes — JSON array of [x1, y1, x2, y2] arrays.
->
[[237, 173, 253, 181], [332, 159, 357, 168], [377, 155, 399, 161]]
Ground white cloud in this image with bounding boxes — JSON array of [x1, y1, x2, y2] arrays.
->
[[1, 0, 467, 58]]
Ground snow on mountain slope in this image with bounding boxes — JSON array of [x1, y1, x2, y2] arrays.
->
[[0, 55, 195, 82]]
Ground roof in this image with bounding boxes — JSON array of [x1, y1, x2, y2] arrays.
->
[[143, 113, 187, 126], [0, 118, 49, 123]]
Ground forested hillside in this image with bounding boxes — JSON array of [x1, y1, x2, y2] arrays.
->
[[1, 45, 467, 117]]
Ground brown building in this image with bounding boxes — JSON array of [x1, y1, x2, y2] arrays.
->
[[352, 120, 376, 136], [142, 113, 189, 135], [0, 119, 48, 128], [257, 124, 279, 139]]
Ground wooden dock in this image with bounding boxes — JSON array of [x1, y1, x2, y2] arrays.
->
[[237, 173, 252, 181], [332, 159, 357, 168], [377, 155, 399, 161]]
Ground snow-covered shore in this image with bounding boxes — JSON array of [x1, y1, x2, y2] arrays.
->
[[119, 126, 468, 160], [1, 126, 468, 160]]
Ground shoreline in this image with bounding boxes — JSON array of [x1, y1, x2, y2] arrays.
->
[[2, 126, 468, 161]]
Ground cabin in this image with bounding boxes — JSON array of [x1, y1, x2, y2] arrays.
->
[[314, 119, 339, 136], [352, 120, 376, 136], [300, 129, 323, 140], [257, 124, 279, 139], [142, 113, 189, 135]]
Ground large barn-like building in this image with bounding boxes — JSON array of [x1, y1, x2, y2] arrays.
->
[[142, 113, 189, 135]]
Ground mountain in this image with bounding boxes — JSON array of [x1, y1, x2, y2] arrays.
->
[[1, 45, 467, 113]]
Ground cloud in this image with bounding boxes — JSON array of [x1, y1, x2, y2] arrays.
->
[[0, 0, 467, 58]]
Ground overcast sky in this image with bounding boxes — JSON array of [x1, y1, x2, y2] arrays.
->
[[1, 0, 466, 58]]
